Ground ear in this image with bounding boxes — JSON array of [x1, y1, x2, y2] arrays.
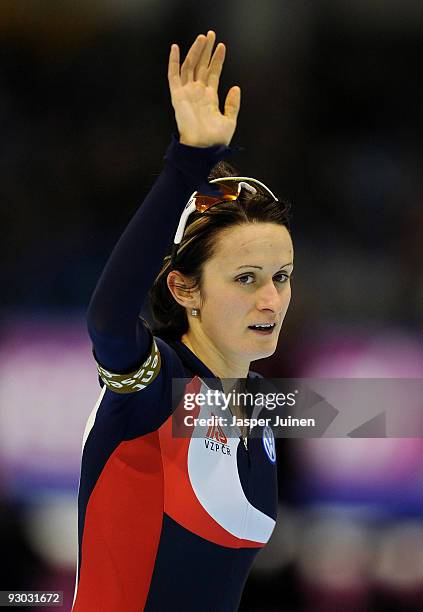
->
[[167, 270, 200, 310]]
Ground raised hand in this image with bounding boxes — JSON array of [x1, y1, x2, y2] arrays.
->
[[168, 31, 241, 148]]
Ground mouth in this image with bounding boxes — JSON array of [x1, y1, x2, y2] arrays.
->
[[247, 323, 276, 335]]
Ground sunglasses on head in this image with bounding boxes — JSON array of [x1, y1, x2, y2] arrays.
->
[[171, 177, 278, 261]]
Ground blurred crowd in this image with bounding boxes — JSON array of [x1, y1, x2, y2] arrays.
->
[[1, 1, 422, 610]]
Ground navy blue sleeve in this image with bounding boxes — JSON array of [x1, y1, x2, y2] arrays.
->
[[86, 134, 234, 374]]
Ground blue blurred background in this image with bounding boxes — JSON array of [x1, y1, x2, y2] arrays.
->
[[1, 1, 423, 610]]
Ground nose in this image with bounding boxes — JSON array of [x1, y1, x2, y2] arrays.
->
[[255, 280, 289, 314]]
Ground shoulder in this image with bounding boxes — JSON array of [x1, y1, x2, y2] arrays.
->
[[248, 369, 263, 379], [155, 336, 187, 377]]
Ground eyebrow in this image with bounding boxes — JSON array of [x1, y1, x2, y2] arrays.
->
[[236, 263, 294, 270]]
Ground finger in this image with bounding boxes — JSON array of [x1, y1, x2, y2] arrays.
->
[[207, 42, 226, 91], [195, 30, 216, 84], [180, 35, 205, 85], [180, 34, 207, 86], [224, 86, 241, 122], [168, 44, 181, 93]]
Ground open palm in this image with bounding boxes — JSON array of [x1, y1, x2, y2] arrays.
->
[[168, 31, 241, 147]]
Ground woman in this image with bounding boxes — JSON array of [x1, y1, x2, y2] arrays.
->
[[73, 31, 293, 612]]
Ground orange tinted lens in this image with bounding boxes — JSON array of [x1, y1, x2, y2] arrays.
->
[[194, 185, 239, 213], [214, 181, 240, 195], [194, 195, 222, 213]]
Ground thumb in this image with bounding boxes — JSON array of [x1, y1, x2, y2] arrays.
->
[[224, 86, 241, 122]]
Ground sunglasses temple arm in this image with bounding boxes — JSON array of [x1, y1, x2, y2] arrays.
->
[[170, 195, 197, 267], [174, 199, 197, 245]]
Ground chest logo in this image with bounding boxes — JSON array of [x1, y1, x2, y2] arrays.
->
[[262, 425, 276, 463]]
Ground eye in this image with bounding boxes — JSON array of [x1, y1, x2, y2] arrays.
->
[[236, 274, 255, 285], [273, 272, 291, 283]]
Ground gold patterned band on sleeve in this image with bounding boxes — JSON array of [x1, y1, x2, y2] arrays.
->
[[95, 338, 161, 394]]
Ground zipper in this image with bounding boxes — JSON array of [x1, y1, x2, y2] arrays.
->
[[228, 408, 249, 454], [223, 387, 250, 457]]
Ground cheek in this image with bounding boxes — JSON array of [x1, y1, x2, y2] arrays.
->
[[202, 289, 247, 326]]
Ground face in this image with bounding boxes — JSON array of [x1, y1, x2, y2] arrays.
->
[[195, 222, 293, 365]]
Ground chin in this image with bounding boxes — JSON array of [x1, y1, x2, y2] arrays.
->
[[246, 343, 278, 362]]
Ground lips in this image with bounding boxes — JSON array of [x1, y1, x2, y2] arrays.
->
[[248, 323, 276, 334]]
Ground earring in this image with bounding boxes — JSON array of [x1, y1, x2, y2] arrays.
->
[[191, 308, 199, 317]]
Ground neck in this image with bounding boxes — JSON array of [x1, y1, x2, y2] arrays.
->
[[181, 330, 250, 379]]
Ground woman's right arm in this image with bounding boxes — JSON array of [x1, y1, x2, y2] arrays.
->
[[86, 31, 240, 376]]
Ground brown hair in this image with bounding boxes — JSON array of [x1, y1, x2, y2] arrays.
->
[[148, 161, 291, 340]]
